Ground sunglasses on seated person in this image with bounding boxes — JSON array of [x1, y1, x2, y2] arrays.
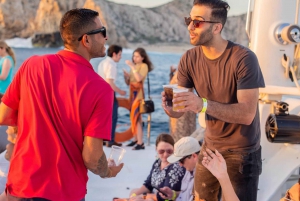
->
[[157, 149, 173, 155], [184, 17, 220, 28], [179, 154, 192, 164], [78, 26, 106, 41], [179, 151, 200, 164]]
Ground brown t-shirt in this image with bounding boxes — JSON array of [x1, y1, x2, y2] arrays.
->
[[177, 41, 265, 153]]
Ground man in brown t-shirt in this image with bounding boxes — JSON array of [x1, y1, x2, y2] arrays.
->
[[161, 1, 265, 201]]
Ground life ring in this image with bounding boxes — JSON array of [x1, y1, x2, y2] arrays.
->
[[115, 97, 134, 142]]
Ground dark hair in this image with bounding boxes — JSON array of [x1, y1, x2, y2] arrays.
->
[[0, 41, 16, 66], [133, 47, 154, 72], [155, 133, 175, 147], [107, 45, 123, 57], [193, 0, 230, 28], [60, 8, 99, 49]]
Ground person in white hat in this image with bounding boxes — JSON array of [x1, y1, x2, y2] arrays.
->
[[159, 136, 201, 201]]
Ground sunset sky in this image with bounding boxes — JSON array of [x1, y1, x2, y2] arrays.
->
[[108, 0, 248, 16]]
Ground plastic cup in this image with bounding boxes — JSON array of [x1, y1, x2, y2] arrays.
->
[[173, 88, 189, 111], [107, 145, 126, 167], [163, 84, 178, 106]]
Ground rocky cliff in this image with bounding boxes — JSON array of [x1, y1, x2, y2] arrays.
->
[[0, 0, 248, 47]]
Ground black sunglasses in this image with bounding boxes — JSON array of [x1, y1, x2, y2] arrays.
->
[[78, 26, 106, 41], [179, 154, 192, 164], [179, 151, 200, 164], [184, 17, 220, 28]]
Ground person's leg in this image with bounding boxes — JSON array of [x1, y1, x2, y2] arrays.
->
[[223, 147, 262, 201], [109, 96, 119, 145], [194, 147, 221, 201], [132, 117, 144, 150], [136, 120, 143, 145]]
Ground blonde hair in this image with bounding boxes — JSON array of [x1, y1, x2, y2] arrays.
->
[[0, 41, 16, 66]]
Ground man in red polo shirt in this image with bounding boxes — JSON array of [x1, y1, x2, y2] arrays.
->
[[0, 8, 123, 201]]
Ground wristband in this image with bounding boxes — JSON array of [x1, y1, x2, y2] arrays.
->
[[132, 69, 138, 73], [201, 98, 207, 113], [130, 193, 136, 197], [171, 190, 176, 200]]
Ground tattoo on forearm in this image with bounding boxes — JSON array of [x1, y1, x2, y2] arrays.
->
[[89, 153, 111, 178]]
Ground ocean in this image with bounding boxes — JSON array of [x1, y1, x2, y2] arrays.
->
[[12, 46, 184, 144]]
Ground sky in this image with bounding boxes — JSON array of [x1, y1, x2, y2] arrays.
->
[[108, 0, 249, 16]]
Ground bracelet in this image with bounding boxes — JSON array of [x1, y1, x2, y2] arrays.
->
[[201, 98, 207, 113], [132, 69, 138, 73], [171, 190, 176, 200], [130, 193, 136, 197]]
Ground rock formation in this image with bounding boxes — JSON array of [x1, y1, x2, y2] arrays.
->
[[0, 0, 248, 47]]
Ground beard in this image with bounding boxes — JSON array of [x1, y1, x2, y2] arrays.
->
[[190, 24, 214, 46], [90, 40, 106, 58]]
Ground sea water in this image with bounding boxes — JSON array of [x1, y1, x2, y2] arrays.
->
[[12, 46, 183, 144]]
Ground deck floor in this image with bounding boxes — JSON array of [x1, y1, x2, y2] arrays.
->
[[0, 144, 157, 201]]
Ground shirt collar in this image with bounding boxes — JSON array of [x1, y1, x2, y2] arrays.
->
[[106, 56, 117, 65], [57, 50, 93, 70]]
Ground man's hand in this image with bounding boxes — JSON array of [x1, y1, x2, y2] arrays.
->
[[161, 91, 183, 118], [109, 163, 124, 177], [158, 187, 173, 200], [172, 91, 203, 113], [119, 90, 126, 96]]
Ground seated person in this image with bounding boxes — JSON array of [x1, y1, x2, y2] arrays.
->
[[159, 136, 201, 201], [129, 133, 186, 201]]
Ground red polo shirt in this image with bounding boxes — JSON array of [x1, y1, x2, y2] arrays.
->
[[2, 50, 113, 201]]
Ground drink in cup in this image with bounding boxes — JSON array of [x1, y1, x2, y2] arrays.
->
[[108, 145, 126, 167], [163, 84, 178, 107], [173, 88, 189, 111]]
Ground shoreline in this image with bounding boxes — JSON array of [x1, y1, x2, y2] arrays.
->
[[5, 37, 193, 55]]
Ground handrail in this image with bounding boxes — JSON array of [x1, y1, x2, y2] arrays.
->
[[245, 0, 253, 43], [296, 0, 300, 25]]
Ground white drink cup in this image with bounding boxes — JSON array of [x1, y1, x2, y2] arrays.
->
[[172, 88, 189, 111], [162, 84, 178, 107], [107, 145, 126, 167]]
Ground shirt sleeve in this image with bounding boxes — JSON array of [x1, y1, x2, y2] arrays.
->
[[139, 63, 149, 80], [143, 160, 156, 192], [105, 64, 117, 80], [164, 163, 186, 191], [177, 52, 194, 88], [236, 50, 265, 90], [83, 80, 114, 140]]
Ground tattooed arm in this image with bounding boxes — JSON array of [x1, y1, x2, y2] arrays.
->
[[82, 136, 123, 178]]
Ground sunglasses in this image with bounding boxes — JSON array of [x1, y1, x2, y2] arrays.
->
[[157, 149, 173, 155], [179, 154, 192, 164], [184, 17, 220, 28], [78, 26, 106, 41]]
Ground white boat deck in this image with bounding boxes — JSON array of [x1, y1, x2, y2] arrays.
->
[[86, 145, 157, 201], [0, 145, 157, 201]]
